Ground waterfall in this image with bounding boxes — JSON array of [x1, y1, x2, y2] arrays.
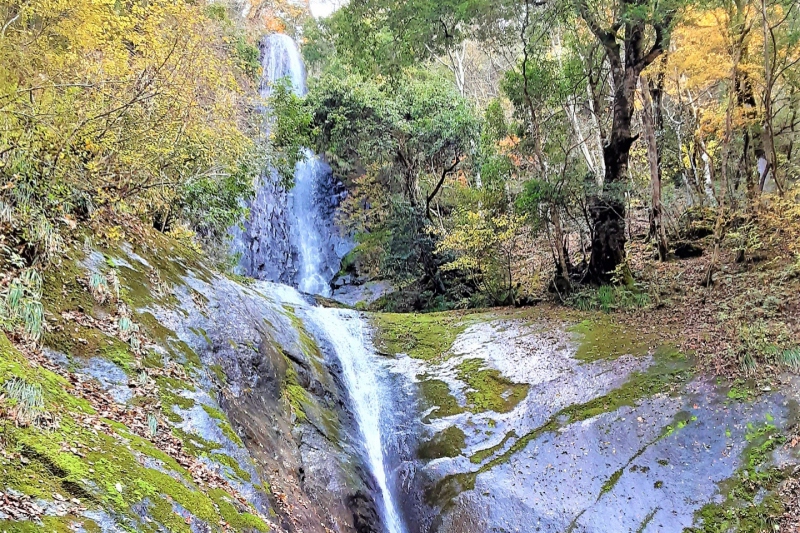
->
[[232, 34, 350, 294], [232, 33, 405, 533], [307, 307, 407, 533]]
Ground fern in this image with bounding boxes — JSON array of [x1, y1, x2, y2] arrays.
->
[[597, 285, 615, 313]]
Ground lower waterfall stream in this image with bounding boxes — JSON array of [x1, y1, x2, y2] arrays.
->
[[307, 307, 407, 533], [236, 31, 408, 533]]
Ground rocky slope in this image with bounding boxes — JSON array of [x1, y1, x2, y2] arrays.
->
[[2, 229, 798, 533], [372, 309, 800, 532], [0, 230, 379, 533]]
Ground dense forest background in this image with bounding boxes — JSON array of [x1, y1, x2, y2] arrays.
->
[[2, 0, 800, 377]]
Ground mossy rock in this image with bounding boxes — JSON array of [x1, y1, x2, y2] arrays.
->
[[455, 359, 529, 414], [568, 318, 652, 363], [0, 332, 270, 533], [371, 312, 473, 361], [417, 377, 464, 421], [418, 426, 466, 460]]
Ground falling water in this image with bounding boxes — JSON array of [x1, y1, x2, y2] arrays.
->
[[233, 34, 348, 294], [307, 307, 407, 533], [234, 33, 406, 533]]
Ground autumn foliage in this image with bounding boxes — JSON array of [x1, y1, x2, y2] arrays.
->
[[0, 0, 264, 261]]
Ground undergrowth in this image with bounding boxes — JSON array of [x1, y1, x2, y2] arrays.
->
[[570, 284, 651, 313]]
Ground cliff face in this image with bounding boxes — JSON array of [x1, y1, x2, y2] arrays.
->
[[0, 229, 377, 533]]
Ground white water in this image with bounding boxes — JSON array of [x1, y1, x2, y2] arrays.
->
[[234, 33, 343, 294], [263, 35, 334, 296], [239, 33, 404, 531], [308, 307, 407, 533], [292, 149, 333, 297], [261, 34, 307, 98]]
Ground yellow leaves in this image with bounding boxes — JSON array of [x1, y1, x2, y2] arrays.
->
[[762, 185, 800, 256], [1, 0, 257, 221], [436, 210, 524, 272]]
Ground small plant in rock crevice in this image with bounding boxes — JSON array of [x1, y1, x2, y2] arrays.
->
[[148, 413, 159, 437], [88, 268, 122, 305]]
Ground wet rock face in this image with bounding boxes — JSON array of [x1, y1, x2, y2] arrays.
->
[[147, 268, 378, 533], [374, 312, 800, 533], [235, 166, 352, 291], [349, 491, 383, 533], [30, 239, 382, 533]]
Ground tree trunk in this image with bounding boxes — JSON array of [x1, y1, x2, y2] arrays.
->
[[588, 68, 638, 282], [640, 72, 669, 260], [551, 206, 571, 289], [577, 1, 673, 282]]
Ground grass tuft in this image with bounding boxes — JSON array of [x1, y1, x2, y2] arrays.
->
[[3, 377, 47, 427]]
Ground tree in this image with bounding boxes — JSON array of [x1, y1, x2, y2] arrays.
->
[[576, 0, 678, 281], [271, 71, 480, 291], [0, 0, 263, 260], [640, 61, 670, 260]]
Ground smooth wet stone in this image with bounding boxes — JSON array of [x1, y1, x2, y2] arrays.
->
[[382, 314, 800, 533]]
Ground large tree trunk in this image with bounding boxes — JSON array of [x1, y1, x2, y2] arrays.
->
[[578, 1, 673, 282], [588, 68, 638, 281]]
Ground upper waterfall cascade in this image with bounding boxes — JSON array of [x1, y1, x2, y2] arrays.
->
[[232, 34, 350, 296]]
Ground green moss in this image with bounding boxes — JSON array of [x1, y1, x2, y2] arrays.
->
[[2, 416, 241, 530], [686, 418, 789, 532], [1, 237, 272, 532], [600, 468, 623, 496], [40, 249, 94, 319], [209, 364, 227, 385], [209, 489, 270, 532], [417, 377, 464, 421], [418, 426, 466, 460], [0, 516, 99, 533], [469, 431, 517, 464], [202, 404, 244, 447], [0, 333, 94, 414], [425, 471, 477, 510], [371, 312, 474, 361], [281, 305, 323, 359], [211, 452, 252, 482], [284, 383, 310, 422], [635, 508, 658, 533], [172, 427, 222, 457], [455, 359, 529, 414], [136, 312, 201, 369], [158, 377, 196, 423], [568, 318, 651, 362], [46, 324, 128, 367], [99, 340, 137, 372], [189, 327, 212, 347]]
